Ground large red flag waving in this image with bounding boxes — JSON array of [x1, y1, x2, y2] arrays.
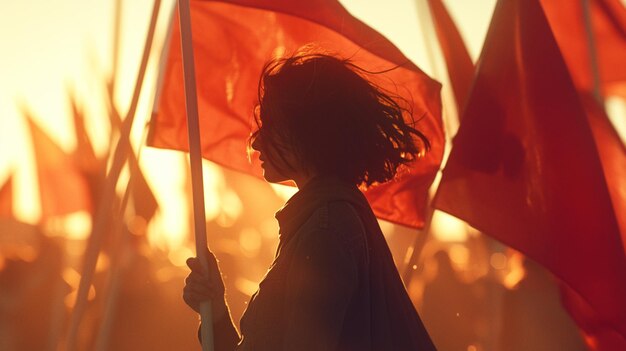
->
[[433, 0, 626, 346], [560, 94, 626, 349], [582, 95, 626, 252], [147, 0, 444, 228]]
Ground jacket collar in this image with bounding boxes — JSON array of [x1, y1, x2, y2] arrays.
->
[[274, 176, 368, 240]]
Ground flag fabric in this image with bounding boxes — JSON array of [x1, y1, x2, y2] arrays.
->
[[0, 175, 12, 218], [433, 0, 626, 346], [71, 89, 158, 225], [70, 94, 106, 207], [426, 0, 474, 113], [25, 114, 92, 219], [128, 150, 159, 225], [581, 94, 626, 253], [147, 0, 444, 228], [540, 0, 626, 96], [70, 95, 101, 177], [557, 95, 626, 350], [109, 105, 159, 225]]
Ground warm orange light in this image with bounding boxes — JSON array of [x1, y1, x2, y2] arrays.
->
[[64, 285, 96, 309], [403, 245, 415, 266], [489, 252, 507, 270], [63, 267, 81, 289], [431, 210, 468, 242], [605, 96, 626, 145], [236, 277, 260, 296], [270, 183, 298, 201], [156, 266, 186, 283], [95, 252, 110, 272], [64, 212, 92, 240], [448, 244, 469, 268], [239, 227, 262, 258], [503, 251, 525, 289], [167, 246, 194, 267]]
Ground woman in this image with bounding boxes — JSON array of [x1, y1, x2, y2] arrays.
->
[[183, 50, 437, 351]]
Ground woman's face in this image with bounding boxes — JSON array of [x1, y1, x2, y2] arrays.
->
[[251, 131, 296, 184]]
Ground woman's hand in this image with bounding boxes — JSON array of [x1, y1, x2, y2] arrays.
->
[[183, 251, 228, 322]]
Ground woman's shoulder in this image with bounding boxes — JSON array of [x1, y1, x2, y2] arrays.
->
[[295, 200, 367, 260], [327, 201, 365, 235], [300, 200, 364, 232]]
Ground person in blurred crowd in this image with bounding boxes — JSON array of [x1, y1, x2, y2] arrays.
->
[[183, 48, 437, 351], [422, 250, 477, 351], [499, 258, 586, 351]]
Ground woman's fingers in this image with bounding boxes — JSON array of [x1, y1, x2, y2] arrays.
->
[[184, 286, 212, 300], [185, 271, 209, 284], [186, 253, 221, 279], [185, 276, 218, 295], [188, 286, 220, 300], [183, 250, 227, 315], [186, 257, 204, 273]]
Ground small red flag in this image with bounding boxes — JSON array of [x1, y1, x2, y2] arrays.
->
[[0, 175, 12, 218], [128, 150, 159, 225], [148, 0, 444, 228], [69, 94, 106, 207], [433, 0, 626, 345], [26, 114, 92, 219], [70, 94, 100, 177]]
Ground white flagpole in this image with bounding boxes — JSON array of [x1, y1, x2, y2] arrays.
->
[[176, 1, 215, 350], [401, 0, 448, 286], [64, 0, 162, 349]]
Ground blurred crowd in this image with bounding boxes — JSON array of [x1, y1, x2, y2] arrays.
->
[[0, 167, 588, 351]]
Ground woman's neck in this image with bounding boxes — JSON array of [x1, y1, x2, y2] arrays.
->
[[292, 172, 318, 189]]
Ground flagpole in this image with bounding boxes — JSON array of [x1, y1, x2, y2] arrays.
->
[[94, 122, 153, 350], [177, 1, 215, 350], [401, 0, 446, 285], [64, 0, 162, 349], [402, 202, 434, 286], [580, 0, 603, 104], [416, 0, 458, 138]]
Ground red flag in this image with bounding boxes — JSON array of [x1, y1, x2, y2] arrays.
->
[[148, 0, 444, 228], [127, 150, 158, 225], [72, 86, 158, 225], [107, 103, 159, 225], [427, 0, 474, 113], [69, 93, 106, 207], [0, 175, 12, 218], [433, 0, 626, 345], [70, 94, 101, 177], [582, 94, 626, 253], [107, 106, 159, 226], [555, 95, 626, 350], [25, 114, 92, 219], [541, 0, 626, 96]]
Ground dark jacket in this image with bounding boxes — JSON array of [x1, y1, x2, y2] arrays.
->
[[206, 177, 436, 350]]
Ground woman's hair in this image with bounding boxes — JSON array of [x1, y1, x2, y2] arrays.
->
[[249, 48, 430, 188]]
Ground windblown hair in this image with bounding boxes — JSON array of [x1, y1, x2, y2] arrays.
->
[[249, 49, 430, 188]]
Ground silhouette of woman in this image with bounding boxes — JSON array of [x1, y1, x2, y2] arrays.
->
[[183, 49, 437, 351]]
